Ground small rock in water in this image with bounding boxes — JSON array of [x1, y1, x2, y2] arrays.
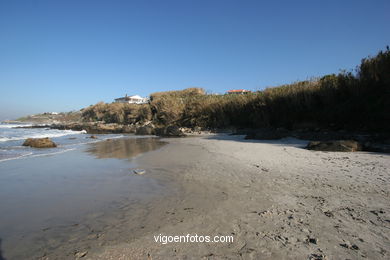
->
[[133, 169, 146, 175], [89, 135, 97, 139], [23, 137, 57, 148]]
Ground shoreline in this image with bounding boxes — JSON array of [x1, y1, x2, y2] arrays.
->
[[0, 134, 389, 259], [0, 136, 173, 260]]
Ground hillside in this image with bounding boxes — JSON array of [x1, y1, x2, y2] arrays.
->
[[81, 48, 390, 133], [12, 111, 82, 124]]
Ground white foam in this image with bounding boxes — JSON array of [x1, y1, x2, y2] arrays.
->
[[0, 130, 86, 142], [28, 148, 76, 159], [0, 152, 33, 162], [0, 124, 33, 129], [0, 148, 76, 163]]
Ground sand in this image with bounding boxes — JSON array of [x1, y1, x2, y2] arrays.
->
[[1, 134, 388, 259], [82, 134, 390, 260]]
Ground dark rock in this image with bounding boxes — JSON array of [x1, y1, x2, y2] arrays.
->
[[363, 142, 390, 153], [122, 124, 136, 133], [135, 125, 155, 135], [23, 138, 57, 148], [165, 125, 184, 136], [155, 125, 185, 137], [74, 250, 88, 258], [309, 253, 326, 260], [245, 128, 289, 140], [89, 135, 97, 139], [306, 140, 362, 152], [51, 123, 136, 134]]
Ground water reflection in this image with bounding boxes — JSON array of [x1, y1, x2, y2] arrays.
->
[[86, 137, 166, 160]]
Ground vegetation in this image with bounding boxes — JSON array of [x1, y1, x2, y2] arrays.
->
[[82, 48, 390, 132], [82, 102, 152, 124], [17, 111, 82, 124]]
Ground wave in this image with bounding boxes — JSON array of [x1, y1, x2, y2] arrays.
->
[[0, 129, 87, 142], [0, 123, 33, 129], [0, 148, 76, 163], [0, 152, 33, 162]]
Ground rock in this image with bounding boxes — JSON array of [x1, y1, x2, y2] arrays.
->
[[89, 135, 97, 139], [135, 125, 155, 135], [245, 128, 289, 140], [155, 125, 185, 137], [23, 138, 57, 148], [309, 253, 326, 260], [306, 140, 362, 152], [164, 125, 185, 137], [363, 142, 390, 153], [74, 250, 88, 258], [133, 169, 146, 175], [51, 123, 136, 134], [122, 124, 136, 133]]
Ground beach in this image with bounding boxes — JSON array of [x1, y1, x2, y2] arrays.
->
[[0, 134, 389, 259], [86, 135, 389, 260]]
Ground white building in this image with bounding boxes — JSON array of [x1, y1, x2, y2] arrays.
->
[[114, 94, 149, 104]]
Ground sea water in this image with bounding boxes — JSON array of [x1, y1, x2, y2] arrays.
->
[[0, 123, 168, 259], [0, 123, 124, 162]]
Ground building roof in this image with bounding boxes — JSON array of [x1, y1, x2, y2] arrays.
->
[[129, 95, 143, 99], [115, 94, 145, 100], [227, 89, 250, 93]]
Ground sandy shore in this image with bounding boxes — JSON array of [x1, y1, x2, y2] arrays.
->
[[84, 134, 390, 260]]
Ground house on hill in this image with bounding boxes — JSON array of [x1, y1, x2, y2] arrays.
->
[[227, 89, 251, 94], [114, 94, 149, 104]]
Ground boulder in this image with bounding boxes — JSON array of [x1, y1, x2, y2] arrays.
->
[[122, 124, 136, 133], [156, 125, 185, 137], [135, 125, 155, 135], [306, 140, 362, 152], [23, 138, 57, 148]]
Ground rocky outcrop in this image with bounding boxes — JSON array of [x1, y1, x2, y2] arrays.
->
[[23, 138, 57, 148], [363, 142, 390, 153], [245, 128, 289, 140], [51, 123, 136, 134], [155, 125, 185, 137], [135, 125, 155, 135], [306, 140, 362, 152]]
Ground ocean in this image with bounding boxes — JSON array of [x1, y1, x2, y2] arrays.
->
[[0, 122, 124, 162], [0, 122, 169, 259]]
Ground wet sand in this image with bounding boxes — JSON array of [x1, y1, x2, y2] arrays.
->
[[0, 137, 168, 260]]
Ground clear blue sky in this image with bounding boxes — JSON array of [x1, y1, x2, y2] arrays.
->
[[0, 0, 389, 120]]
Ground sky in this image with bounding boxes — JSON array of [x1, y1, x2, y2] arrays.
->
[[0, 0, 389, 120]]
